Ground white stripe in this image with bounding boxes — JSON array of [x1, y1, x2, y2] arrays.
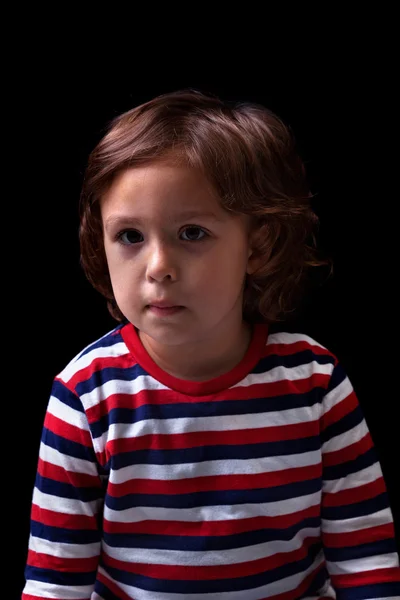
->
[[29, 534, 100, 558], [103, 525, 321, 566], [80, 376, 169, 410], [33, 487, 101, 517], [59, 341, 128, 383], [23, 580, 94, 599], [268, 331, 328, 351], [322, 506, 394, 533], [96, 551, 326, 600], [322, 376, 353, 414], [323, 462, 383, 494], [232, 360, 332, 389], [99, 405, 318, 447], [80, 360, 332, 412], [39, 442, 98, 475], [104, 490, 321, 523], [111, 450, 321, 483], [79, 375, 170, 412], [326, 552, 399, 574], [322, 418, 369, 454], [47, 395, 90, 431]]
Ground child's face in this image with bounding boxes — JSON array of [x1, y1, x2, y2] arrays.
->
[[101, 162, 258, 347]]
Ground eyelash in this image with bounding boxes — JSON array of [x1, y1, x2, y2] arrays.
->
[[115, 226, 210, 246]]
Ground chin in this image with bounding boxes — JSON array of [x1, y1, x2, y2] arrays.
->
[[144, 328, 193, 347]]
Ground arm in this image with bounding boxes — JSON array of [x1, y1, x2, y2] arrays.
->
[[321, 360, 400, 599], [22, 379, 105, 600]]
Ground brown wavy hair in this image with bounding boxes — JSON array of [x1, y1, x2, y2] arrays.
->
[[79, 89, 333, 325]]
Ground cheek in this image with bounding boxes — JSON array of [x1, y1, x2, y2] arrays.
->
[[105, 250, 138, 291], [193, 246, 248, 289]]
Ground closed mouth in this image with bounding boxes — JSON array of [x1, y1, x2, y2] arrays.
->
[[148, 305, 183, 309]]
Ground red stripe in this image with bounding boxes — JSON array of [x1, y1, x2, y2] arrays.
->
[[321, 390, 358, 431], [323, 476, 387, 507], [44, 412, 93, 447], [323, 522, 396, 548], [107, 463, 322, 497], [63, 353, 134, 392], [31, 503, 98, 530], [107, 420, 319, 455], [332, 566, 400, 587], [22, 596, 88, 600], [102, 535, 320, 580], [103, 503, 320, 535], [323, 431, 373, 467], [96, 448, 109, 467], [258, 563, 326, 600], [265, 339, 332, 359], [27, 549, 98, 572], [98, 560, 326, 600], [97, 571, 140, 600], [37, 458, 102, 488], [85, 371, 330, 423]]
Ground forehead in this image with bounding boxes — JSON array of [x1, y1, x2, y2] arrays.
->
[[101, 163, 223, 215]]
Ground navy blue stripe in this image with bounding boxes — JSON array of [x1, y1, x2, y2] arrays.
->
[[78, 324, 126, 358], [35, 474, 103, 502], [321, 405, 364, 444], [336, 580, 400, 599], [105, 477, 322, 510], [322, 492, 389, 521], [103, 516, 321, 551], [90, 390, 323, 439], [326, 362, 347, 393], [31, 520, 100, 544], [51, 380, 85, 413], [324, 537, 398, 562], [42, 428, 97, 462], [67, 332, 334, 397], [304, 564, 330, 596], [94, 580, 121, 600], [112, 436, 321, 469], [103, 542, 321, 593], [323, 447, 377, 481], [253, 349, 335, 374], [75, 365, 146, 397], [91, 390, 322, 438], [24, 564, 96, 586]]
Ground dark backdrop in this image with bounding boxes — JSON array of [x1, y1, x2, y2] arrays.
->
[[15, 54, 398, 596]]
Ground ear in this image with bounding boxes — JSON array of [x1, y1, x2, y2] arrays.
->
[[246, 222, 263, 275], [246, 246, 261, 275]]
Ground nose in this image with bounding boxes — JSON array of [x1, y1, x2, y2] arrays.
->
[[145, 240, 179, 282]]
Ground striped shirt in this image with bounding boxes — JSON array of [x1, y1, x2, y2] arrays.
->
[[23, 321, 400, 599]]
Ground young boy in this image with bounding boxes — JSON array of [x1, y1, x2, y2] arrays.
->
[[23, 90, 400, 599]]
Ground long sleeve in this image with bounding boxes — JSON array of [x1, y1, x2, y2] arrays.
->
[[22, 379, 105, 600], [320, 360, 400, 599]]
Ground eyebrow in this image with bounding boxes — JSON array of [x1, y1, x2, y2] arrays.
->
[[104, 211, 224, 230]]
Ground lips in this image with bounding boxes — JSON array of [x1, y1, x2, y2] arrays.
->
[[148, 301, 182, 308], [147, 305, 184, 317], [150, 304, 180, 309]]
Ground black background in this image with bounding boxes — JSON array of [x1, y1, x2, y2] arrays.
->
[[14, 40, 398, 597]]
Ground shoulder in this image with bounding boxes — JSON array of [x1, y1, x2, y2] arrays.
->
[[55, 321, 130, 389], [266, 326, 337, 360], [262, 325, 339, 385]]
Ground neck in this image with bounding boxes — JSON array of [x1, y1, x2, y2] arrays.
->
[[138, 319, 253, 382]]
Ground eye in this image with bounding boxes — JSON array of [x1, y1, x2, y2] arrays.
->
[[116, 230, 143, 245], [115, 226, 209, 245], [180, 226, 208, 241]]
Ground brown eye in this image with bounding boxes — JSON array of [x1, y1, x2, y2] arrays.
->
[[117, 230, 143, 245], [181, 227, 208, 241]]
